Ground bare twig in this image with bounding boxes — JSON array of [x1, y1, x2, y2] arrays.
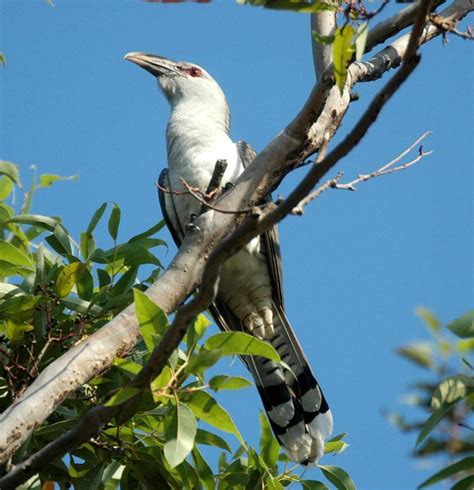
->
[[429, 13, 474, 38], [156, 160, 254, 216], [291, 172, 344, 215], [180, 178, 255, 215], [335, 131, 432, 191], [155, 181, 188, 196]]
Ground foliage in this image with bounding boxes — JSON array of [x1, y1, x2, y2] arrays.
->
[[387, 308, 474, 489], [0, 164, 353, 488]]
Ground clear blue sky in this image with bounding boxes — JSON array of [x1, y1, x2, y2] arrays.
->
[[1, 1, 473, 488]]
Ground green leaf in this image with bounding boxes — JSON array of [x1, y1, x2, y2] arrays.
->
[[76, 267, 94, 300], [324, 439, 349, 455], [195, 428, 231, 452], [0, 53, 5, 68], [397, 344, 433, 369], [4, 319, 34, 342], [302, 481, 329, 490], [418, 456, 474, 488], [209, 375, 252, 391], [112, 267, 138, 297], [6, 214, 59, 232], [333, 25, 355, 94], [187, 390, 244, 444], [0, 161, 20, 185], [431, 375, 474, 410], [56, 262, 87, 297], [452, 475, 474, 490], [318, 465, 356, 490], [238, 0, 337, 13], [53, 223, 72, 255], [187, 314, 211, 347], [265, 476, 284, 490], [93, 243, 162, 268], [87, 202, 107, 233], [187, 348, 223, 374], [129, 220, 166, 242], [447, 311, 474, 338], [415, 306, 440, 332], [355, 22, 368, 62], [164, 402, 197, 468], [204, 331, 280, 362], [0, 176, 13, 200], [80, 231, 96, 261], [191, 447, 214, 490], [113, 358, 142, 377], [259, 411, 279, 469], [457, 338, 474, 352], [150, 365, 172, 397], [133, 289, 168, 352], [0, 240, 34, 270], [0, 295, 41, 316], [415, 400, 456, 447], [60, 296, 102, 316], [104, 387, 140, 407], [108, 203, 121, 241], [97, 269, 111, 288], [39, 173, 77, 188]]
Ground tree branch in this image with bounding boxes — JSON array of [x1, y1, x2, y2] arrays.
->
[[311, 9, 336, 78], [365, 0, 445, 54]]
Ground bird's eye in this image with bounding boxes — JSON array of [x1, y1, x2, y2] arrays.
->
[[187, 67, 202, 78]]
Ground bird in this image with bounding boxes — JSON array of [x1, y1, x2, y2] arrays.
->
[[124, 52, 333, 464]]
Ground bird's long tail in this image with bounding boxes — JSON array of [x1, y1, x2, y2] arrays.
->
[[246, 302, 333, 464]]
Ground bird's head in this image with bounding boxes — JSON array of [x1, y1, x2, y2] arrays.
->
[[124, 52, 225, 106]]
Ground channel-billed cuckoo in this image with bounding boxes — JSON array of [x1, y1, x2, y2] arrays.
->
[[124, 52, 333, 464]]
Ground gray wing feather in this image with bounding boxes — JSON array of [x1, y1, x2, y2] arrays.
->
[[236, 141, 284, 308], [158, 168, 185, 246]]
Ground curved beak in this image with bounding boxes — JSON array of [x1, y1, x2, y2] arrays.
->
[[124, 52, 178, 77]]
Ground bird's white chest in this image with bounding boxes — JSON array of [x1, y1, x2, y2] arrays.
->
[[167, 136, 242, 223]]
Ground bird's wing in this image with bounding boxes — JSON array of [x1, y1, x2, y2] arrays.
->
[[236, 141, 284, 308], [158, 168, 186, 245]]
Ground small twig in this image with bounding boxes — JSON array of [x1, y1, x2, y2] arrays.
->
[[180, 178, 255, 215], [458, 422, 474, 431], [291, 173, 344, 215], [429, 13, 474, 39], [155, 181, 188, 196], [335, 132, 432, 191], [155, 160, 253, 215]]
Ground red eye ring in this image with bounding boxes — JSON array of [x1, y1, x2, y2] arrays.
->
[[187, 67, 202, 78]]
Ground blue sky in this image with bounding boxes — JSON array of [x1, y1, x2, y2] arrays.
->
[[1, 1, 473, 488]]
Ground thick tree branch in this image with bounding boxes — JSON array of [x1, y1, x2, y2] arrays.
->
[[365, 0, 445, 54], [311, 10, 336, 78], [1, 0, 472, 476]]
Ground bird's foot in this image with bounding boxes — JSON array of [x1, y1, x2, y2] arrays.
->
[[243, 311, 274, 340]]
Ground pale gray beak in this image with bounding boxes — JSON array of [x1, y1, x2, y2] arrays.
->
[[124, 52, 178, 77]]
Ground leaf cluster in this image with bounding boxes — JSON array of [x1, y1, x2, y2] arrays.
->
[[388, 307, 474, 489]]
